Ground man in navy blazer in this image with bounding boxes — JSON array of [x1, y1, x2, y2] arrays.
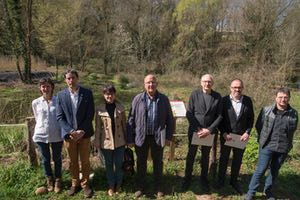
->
[[127, 74, 174, 198], [56, 69, 94, 198], [182, 74, 223, 192], [217, 79, 254, 195]]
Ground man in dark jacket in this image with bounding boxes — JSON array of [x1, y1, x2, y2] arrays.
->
[[127, 74, 174, 198], [245, 87, 298, 200], [218, 79, 254, 194], [182, 74, 223, 192], [56, 69, 95, 198]]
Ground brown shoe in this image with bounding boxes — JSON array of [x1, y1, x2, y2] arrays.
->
[[84, 186, 93, 198], [68, 186, 80, 196], [134, 190, 143, 198], [46, 176, 54, 192], [54, 178, 62, 193], [156, 191, 164, 198]]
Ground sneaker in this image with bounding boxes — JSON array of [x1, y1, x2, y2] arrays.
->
[[83, 186, 93, 198], [107, 187, 114, 197], [68, 186, 80, 196], [54, 178, 62, 193], [134, 190, 143, 198], [156, 191, 164, 198], [46, 176, 54, 192]]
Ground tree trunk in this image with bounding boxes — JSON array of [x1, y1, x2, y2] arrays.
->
[[24, 0, 32, 83]]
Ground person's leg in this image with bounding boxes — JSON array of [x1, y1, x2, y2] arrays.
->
[[51, 141, 63, 178], [37, 142, 53, 177], [150, 137, 164, 191], [218, 143, 231, 185], [184, 144, 198, 182], [230, 147, 245, 183], [37, 142, 54, 191], [78, 137, 91, 189], [64, 139, 80, 187], [113, 146, 125, 189], [263, 152, 287, 197], [247, 148, 273, 197], [200, 145, 211, 181], [135, 136, 150, 191], [101, 148, 115, 188]]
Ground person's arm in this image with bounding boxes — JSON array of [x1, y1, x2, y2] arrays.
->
[[186, 92, 201, 132], [126, 99, 136, 145], [56, 93, 74, 139], [207, 95, 223, 134], [246, 98, 255, 135], [165, 97, 175, 141], [255, 108, 265, 142], [78, 90, 95, 133], [94, 109, 102, 148]]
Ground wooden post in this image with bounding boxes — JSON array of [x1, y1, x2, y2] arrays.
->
[[169, 118, 177, 161], [26, 117, 38, 167]]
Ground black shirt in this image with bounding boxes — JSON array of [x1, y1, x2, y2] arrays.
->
[[106, 103, 116, 136]]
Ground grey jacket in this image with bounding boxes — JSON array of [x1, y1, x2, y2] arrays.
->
[[127, 91, 174, 147], [256, 103, 298, 152]]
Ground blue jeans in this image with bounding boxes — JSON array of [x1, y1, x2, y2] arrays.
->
[[101, 146, 125, 188], [247, 147, 287, 196], [36, 141, 63, 178]]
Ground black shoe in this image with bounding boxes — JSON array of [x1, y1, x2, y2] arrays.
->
[[68, 186, 80, 196], [200, 178, 210, 192], [265, 191, 275, 200], [230, 181, 243, 195], [181, 179, 190, 191], [215, 181, 225, 189]]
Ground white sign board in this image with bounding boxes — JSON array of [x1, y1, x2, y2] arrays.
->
[[170, 100, 186, 117]]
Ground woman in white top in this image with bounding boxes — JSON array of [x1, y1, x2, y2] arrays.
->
[[32, 78, 63, 193]]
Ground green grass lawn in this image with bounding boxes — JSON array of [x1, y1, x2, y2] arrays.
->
[[0, 72, 299, 199]]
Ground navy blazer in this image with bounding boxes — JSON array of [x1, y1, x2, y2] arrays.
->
[[186, 89, 223, 138], [219, 95, 254, 138], [56, 86, 95, 139]]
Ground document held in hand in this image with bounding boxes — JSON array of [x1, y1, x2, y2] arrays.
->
[[224, 133, 248, 149], [191, 132, 214, 146]]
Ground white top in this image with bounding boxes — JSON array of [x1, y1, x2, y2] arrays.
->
[[32, 96, 62, 143], [230, 95, 243, 118]]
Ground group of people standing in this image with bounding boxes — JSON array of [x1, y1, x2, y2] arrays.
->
[[32, 69, 298, 199]]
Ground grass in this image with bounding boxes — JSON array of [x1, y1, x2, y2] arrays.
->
[[0, 71, 299, 199]]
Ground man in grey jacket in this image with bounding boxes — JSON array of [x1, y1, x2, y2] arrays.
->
[[245, 87, 298, 200], [127, 74, 174, 198]]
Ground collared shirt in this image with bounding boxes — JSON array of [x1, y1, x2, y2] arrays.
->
[[32, 96, 62, 143], [69, 87, 79, 130], [230, 95, 243, 117], [146, 94, 157, 135]]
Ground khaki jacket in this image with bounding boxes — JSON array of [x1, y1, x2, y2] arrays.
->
[[94, 101, 127, 150]]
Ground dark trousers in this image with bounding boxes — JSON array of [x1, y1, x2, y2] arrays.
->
[[184, 139, 211, 181], [101, 146, 125, 188], [247, 147, 287, 196], [135, 135, 163, 191], [36, 141, 63, 178], [218, 142, 245, 184]]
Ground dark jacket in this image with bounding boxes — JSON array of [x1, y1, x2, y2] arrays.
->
[[256, 104, 298, 152], [219, 95, 254, 138], [186, 89, 223, 137], [127, 91, 174, 147], [56, 86, 95, 138]]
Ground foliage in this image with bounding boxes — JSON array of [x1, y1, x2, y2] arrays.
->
[[0, 125, 27, 154]]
